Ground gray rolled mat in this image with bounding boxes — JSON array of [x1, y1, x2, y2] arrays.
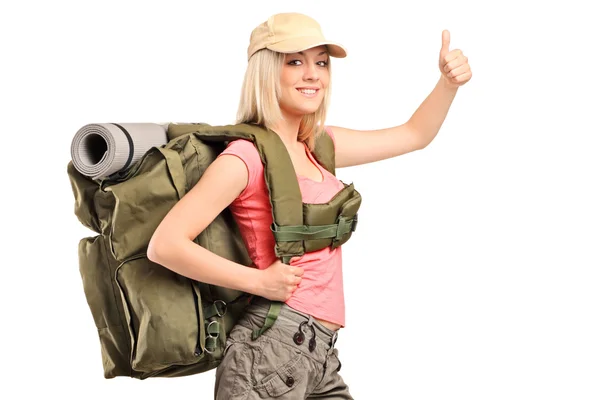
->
[[70, 122, 168, 180]]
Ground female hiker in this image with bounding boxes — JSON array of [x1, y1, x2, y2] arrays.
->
[[147, 12, 471, 399]]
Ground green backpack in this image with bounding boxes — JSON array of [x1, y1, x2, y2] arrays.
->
[[67, 122, 361, 379]]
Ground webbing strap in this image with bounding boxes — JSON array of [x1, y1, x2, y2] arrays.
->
[[156, 147, 187, 200], [203, 294, 251, 351], [205, 336, 218, 352], [251, 302, 283, 340], [205, 320, 220, 353], [203, 302, 223, 320], [281, 256, 292, 264], [204, 293, 252, 319], [271, 215, 358, 242]]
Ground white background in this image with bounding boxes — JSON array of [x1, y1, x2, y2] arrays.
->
[[2, 0, 598, 399]]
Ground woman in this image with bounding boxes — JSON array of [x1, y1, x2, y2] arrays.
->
[[147, 12, 471, 399]]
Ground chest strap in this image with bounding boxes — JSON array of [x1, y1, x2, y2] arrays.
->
[[270, 215, 358, 242]]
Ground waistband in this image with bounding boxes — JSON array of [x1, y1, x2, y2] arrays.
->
[[247, 296, 339, 349]]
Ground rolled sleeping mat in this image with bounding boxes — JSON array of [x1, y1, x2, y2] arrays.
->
[[70, 123, 168, 180]]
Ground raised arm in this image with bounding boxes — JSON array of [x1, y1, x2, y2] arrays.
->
[[330, 30, 471, 168]]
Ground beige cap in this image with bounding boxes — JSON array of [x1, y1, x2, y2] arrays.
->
[[247, 13, 347, 60]]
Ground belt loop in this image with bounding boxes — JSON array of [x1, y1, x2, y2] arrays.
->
[[307, 315, 315, 327], [325, 330, 337, 356]]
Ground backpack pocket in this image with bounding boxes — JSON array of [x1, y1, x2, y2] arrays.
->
[[301, 182, 362, 251], [114, 254, 205, 373], [78, 235, 136, 378], [331, 188, 362, 248], [105, 148, 186, 261]]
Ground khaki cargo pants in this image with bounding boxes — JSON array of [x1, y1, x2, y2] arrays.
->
[[214, 297, 353, 399]]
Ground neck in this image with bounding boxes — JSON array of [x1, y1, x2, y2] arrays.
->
[[270, 111, 303, 150]]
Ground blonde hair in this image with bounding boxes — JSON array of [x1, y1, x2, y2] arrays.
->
[[236, 48, 332, 151]]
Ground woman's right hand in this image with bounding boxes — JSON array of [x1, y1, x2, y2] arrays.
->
[[257, 259, 303, 302]]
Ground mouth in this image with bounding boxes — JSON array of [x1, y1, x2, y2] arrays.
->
[[297, 88, 319, 97]]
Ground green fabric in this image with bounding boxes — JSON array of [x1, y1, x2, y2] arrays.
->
[[203, 300, 227, 320], [205, 321, 221, 353], [271, 215, 358, 242], [302, 182, 362, 251], [251, 302, 283, 341], [311, 130, 336, 176], [67, 122, 362, 380]]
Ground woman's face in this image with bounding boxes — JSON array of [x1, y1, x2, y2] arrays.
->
[[279, 45, 330, 118]]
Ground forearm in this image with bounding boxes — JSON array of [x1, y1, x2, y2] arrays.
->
[[408, 74, 459, 147], [147, 238, 261, 295]]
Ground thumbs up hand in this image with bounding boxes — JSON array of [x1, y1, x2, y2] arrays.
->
[[438, 30, 472, 89]]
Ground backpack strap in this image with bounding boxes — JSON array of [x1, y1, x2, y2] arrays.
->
[[168, 122, 308, 261], [250, 301, 283, 340], [312, 130, 336, 176]]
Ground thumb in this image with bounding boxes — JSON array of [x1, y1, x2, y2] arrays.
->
[[440, 29, 451, 57]]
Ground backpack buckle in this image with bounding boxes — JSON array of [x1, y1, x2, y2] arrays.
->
[[335, 215, 357, 241], [204, 320, 220, 354], [214, 300, 227, 317], [351, 215, 358, 232]]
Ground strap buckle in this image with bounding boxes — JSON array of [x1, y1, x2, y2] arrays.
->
[[351, 214, 358, 232], [214, 300, 227, 317], [335, 215, 358, 241], [204, 320, 220, 354]]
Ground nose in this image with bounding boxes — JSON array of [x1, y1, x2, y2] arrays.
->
[[303, 62, 319, 82]]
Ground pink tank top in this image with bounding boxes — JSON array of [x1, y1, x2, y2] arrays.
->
[[217, 127, 346, 327]]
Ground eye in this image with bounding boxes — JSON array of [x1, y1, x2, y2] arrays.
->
[[287, 60, 302, 66], [317, 60, 329, 67]]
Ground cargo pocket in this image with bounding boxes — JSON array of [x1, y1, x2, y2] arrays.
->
[[115, 253, 205, 373], [78, 235, 134, 378], [255, 350, 308, 398]]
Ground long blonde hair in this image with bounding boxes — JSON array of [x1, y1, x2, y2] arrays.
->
[[236, 48, 331, 151]]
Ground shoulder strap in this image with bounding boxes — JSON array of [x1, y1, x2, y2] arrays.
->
[[311, 130, 336, 176], [166, 123, 305, 262]]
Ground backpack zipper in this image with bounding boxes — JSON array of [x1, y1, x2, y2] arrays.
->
[[191, 282, 203, 357]]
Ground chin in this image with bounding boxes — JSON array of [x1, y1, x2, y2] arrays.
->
[[301, 106, 320, 115], [281, 104, 321, 119], [297, 102, 323, 115], [290, 109, 319, 119]]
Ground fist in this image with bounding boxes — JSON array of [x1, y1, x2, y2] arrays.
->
[[439, 30, 472, 89], [258, 259, 304, 302]]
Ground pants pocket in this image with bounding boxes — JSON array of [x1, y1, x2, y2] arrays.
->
[[256, 352, 305, 398], [253, 339, 313, 398], [215, 328, 264, 399]]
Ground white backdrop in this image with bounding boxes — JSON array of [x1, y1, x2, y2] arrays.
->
[[2, 0, 598, 399]]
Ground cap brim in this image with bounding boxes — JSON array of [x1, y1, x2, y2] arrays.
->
[[267, 36, 347, 58]]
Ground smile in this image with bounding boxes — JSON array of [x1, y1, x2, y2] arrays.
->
[[297, 88, 319, 97]]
